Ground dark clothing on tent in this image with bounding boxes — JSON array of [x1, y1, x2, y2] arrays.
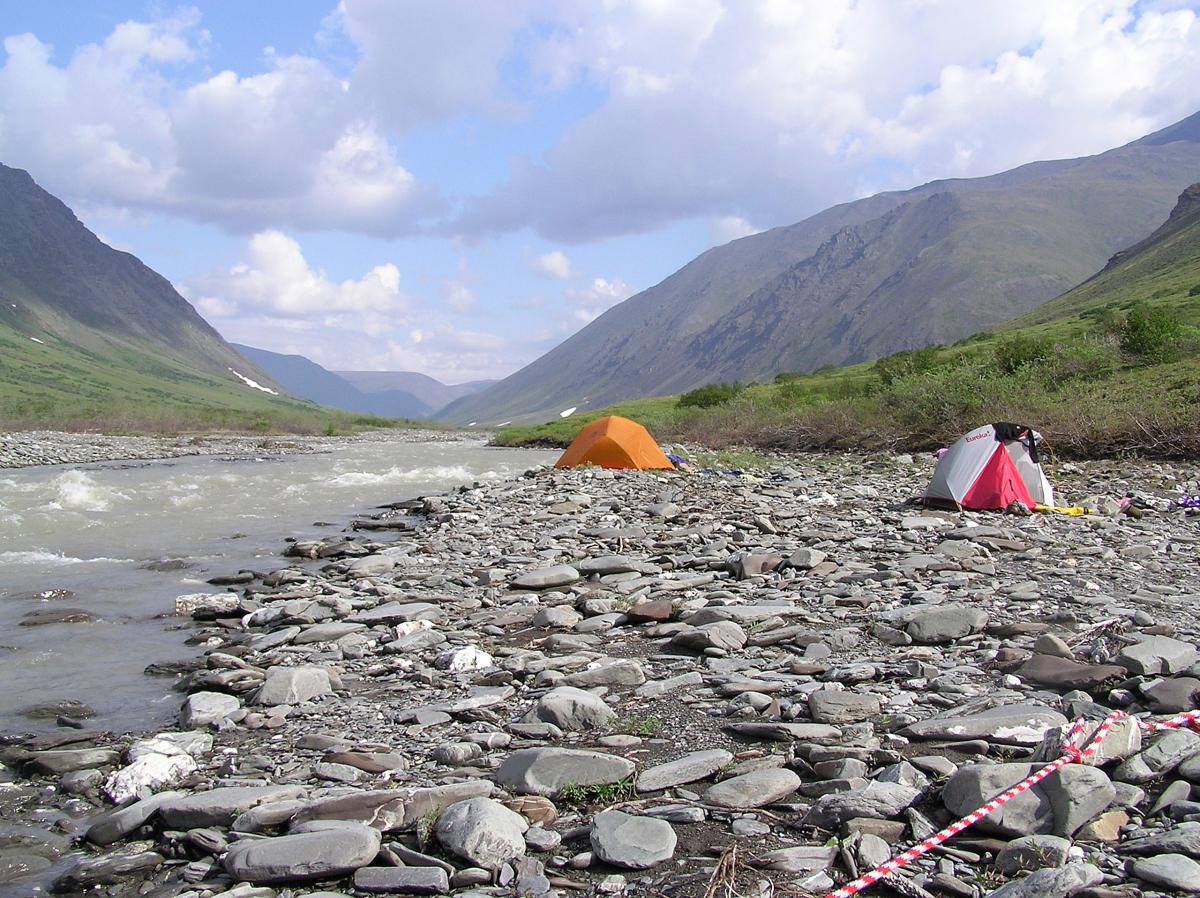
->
[[992, 421, 1039, 464]]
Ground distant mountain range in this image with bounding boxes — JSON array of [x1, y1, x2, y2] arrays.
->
[[0, 163, 336, 430], [232, 344, 493, 418], [444, 110, 1200, 425]]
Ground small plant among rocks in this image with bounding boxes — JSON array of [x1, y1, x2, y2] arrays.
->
[[616, 714, 664, 736], [558, 778, 635, 806]]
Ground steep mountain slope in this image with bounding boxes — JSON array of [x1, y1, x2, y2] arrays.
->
[[0, 164, 347, 430], [444, 111, 1200, 424], [335, 370, 495, 412], [234, 345, 431, 418]]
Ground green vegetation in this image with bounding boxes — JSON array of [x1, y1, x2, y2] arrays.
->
[[0, 323, 415, 434], [614, 714, 664, 736], [558, 778, 635, 806], [677, 382, 745, 409], [492, 194, 1200, 460]]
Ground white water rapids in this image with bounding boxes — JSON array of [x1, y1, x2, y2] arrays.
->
[[0, 437, 557, 733]]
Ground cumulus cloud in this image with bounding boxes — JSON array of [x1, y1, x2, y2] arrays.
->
[[532, 250, 574, 279], [0, 12, 433, 236], [457, 0, 1200, 241], [187, 230, 407, 318], [566, 276, 635, 323], [708, 215, 763, 246]]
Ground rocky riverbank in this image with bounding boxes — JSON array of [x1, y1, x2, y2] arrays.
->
[[0, 429, 480, 469], [2, 452, 1200, 898]]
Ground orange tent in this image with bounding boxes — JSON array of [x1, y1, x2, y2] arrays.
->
[[554, 416, 674, 470]]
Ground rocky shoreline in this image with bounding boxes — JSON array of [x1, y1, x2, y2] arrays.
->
[[0, 429, 481, 469], [2, 452, 1200, 898]]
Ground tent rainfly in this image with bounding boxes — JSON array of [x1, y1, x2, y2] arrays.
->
[[925, 422, 1053, 511], [554, 415, 674, 470]]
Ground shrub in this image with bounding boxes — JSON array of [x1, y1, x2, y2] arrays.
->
[[873, 345, 944, 386], [773, 371, 803, 384], [1119, 303, 1182, 363], [1188, 283, 1200, 296], [677, 382, 744, 408], [994, 334, 1053, 374]]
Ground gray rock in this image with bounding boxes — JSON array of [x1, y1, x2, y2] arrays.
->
[[495, 748, 635, 796], [354, 866, 449, 894], [180, 691, 241, 727], [562, 659, 646, 688], [86, 791, 184, 846], [637, 671, 703, 698], [254, 666, 332, 706], [995, 835, 1072, 874], [805, 782, 920, 828], [435, 797, 528, 870], [293, 782, 494, 832], [941, 763, 1113, 837], [529, 606, 582, 628], [1131, 853, 1200, 891], [1123, 822, 1200, 857], [224, 825, 382, 883], [294, 621, 368, 644], [900, 704, 1068, 746], [752, 845, 838, 873], [348, 601, 444, 625], [636, 749, 733, 793], [982, 863, 1101, 898], [703, 768, 800, 809], [534, 686, 615, 731], [511, 565, 581, 590], [905, 606, 987, 644], [160, 785, 307, 828], [590, 810, 676, 869], [26, 748, 119, 774], [808, 690, 882, 724], [1114, 729, 1200, 784], [1117, 636, 1200, 676], [671, 620, 747, 652], [579, 556, 644, 576], [55, 848, 164, 889], [787, 548, 828, 570]]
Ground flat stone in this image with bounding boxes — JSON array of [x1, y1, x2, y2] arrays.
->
[[26, 748, 119, 774], [1114, 729, 1200, 784], [752, 845, 838, 873], [348, 601, 445, 625], [495, 748, 636, 796], [1131, 853, 1200, 891], [905, 607, 987, 644], [808, 691, 882, 725], [180, 691, 241, 727], [562, 659, 646, 688], [293, 622, 367, 644], [1016, 655, 1127, 691], [1123, 822, 1200, 857], [354, 866, 449, 894], [435, 797, 528, 870], [511, 565, 581, 590], [1143, 676, 1200, 713], [703, 768, 801, 809], [983, 863, 1101, 898], [224, 825, 382, 883], [160, 785, 307, 828], [86, 791, 184, 846], [805, 782, 921, 828], [1118, 636, 1200, 676], [670, 620, 747, 652], [534, 686, 615, 731], [590, 810, 676, 869], [995, 835, 1072, 874], [254, 666, 332, 706], [900, 704, 1068, 746], [293, 782, 493, 832], [636, 749, 733, 793]]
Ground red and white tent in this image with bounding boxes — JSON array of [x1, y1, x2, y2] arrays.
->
[[925, 423, 1053, 511]]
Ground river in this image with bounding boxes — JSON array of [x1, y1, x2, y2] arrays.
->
[[0, 435, 557, 735]]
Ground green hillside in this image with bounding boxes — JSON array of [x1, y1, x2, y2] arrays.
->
[[494, 184, 1200, 460], [0, 321, 399, 432]]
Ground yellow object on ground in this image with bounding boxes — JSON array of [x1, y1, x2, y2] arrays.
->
[[1034, 504, 1093, 515], [555, 416, 674, 470]]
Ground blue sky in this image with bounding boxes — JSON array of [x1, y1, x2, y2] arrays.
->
[[2, 1, 1199, 382]]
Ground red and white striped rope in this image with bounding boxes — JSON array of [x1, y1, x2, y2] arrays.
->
[[823, 709, 1148, 898]]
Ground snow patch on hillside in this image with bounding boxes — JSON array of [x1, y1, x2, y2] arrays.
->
[[228, 368, 278, 395]]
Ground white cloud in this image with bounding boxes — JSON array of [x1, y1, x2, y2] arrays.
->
[[187, 230, 407, 318], [0, 14, 432, 236], [458, 0, 1200, 241], [532, 250, 574, 279], [566, 276, 635, 323], [708, 215, 763, 245]]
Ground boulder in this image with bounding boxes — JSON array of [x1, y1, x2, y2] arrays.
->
[[494, 748, 635, 796], [223, 825, 381, 883], [941, 763, 1113, 837], [636, 749, 733, 793], [590, 810, 676, 869], [435, 797, 528, 870], [703, 769, 800, 809], [254, 666, 332, 706], [534, 686, 615, 731], [511, 565, 581, 590]]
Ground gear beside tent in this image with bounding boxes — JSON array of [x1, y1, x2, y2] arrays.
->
[[925, 422, 1054, 511], [555, 416, 674, 470]]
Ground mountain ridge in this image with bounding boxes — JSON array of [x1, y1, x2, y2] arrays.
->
[[443, 111, 1200, 425]]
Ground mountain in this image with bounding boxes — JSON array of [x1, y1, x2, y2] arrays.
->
[[444, 111, 1200, 425], [0, 163, 338, 430], [233, 345, 431, 418], [335, 370, 495, 412]]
